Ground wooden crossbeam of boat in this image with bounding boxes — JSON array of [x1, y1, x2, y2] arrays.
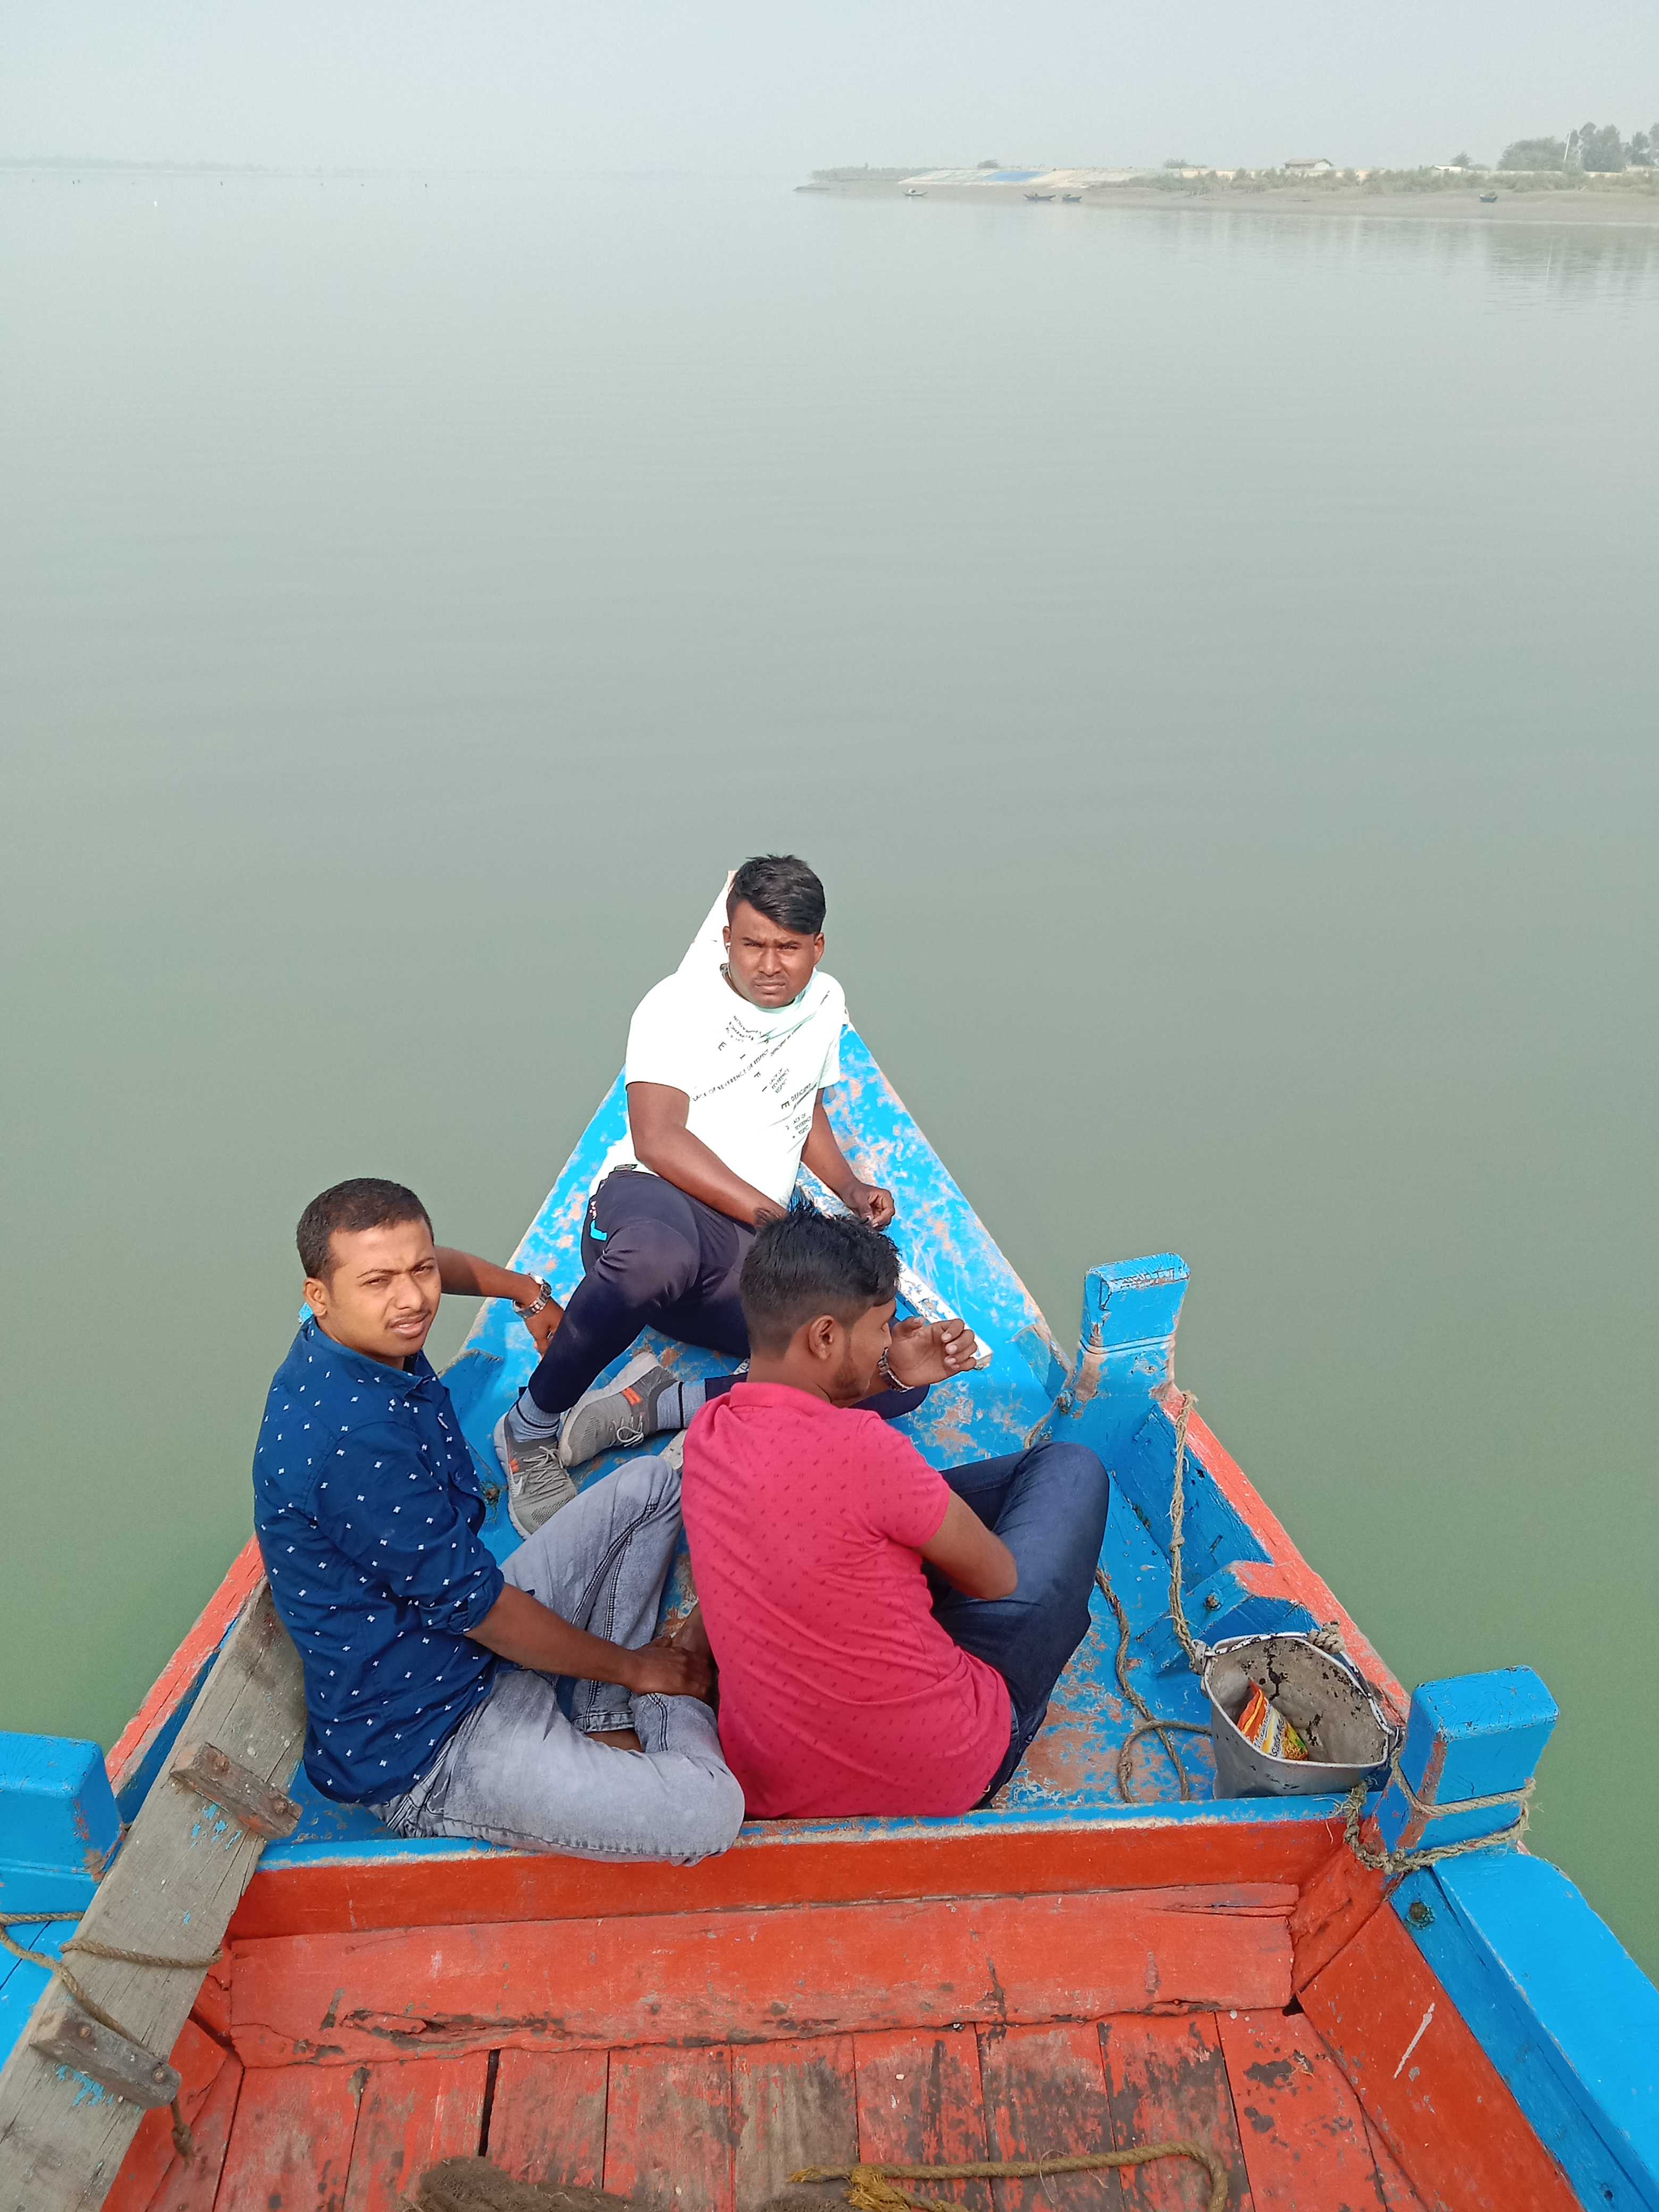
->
[[0, 1577, 304, 2212]]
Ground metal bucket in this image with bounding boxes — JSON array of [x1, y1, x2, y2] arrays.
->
[[1204, 1633, 1402, 1799]]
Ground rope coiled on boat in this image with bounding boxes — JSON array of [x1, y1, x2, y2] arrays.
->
[[0, 1912, 221, 2159], [792, 2146, 1227, 2212], [404, 2150, 1229, 2212], [1092, 1566, 1208, 1802]]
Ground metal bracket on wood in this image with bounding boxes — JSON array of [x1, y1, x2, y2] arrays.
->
[[30, 2000, 181, 2110], [168, 1739, 301, 1839]]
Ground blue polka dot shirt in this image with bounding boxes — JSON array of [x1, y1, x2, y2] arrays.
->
[[253, 1317, 504, 1805]]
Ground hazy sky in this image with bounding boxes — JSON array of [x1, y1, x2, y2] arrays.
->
[[6, 1, 1658, 175]]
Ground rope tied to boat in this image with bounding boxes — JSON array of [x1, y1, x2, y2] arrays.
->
[[1086, 1381, 1529, 1867], [791, 2145, 1227, 2212], [1166, 1391, 1352, 1671], [1093, 1566, 1208, 1801], [0, 1912, 222, 2159], [1342, 1762, 1535, 1878], [1163, 1390, 1207, 1668], [1097, 1386, 1355, 1803], [1093, 1388, 1210, 1803]]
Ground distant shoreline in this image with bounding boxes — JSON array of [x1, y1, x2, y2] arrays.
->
[[802, 179, 1659, 227]]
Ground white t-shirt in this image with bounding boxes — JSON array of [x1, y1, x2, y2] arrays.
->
[[597, 942, 847, 1208]]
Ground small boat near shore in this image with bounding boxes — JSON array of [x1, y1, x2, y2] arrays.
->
[[3, 883, 1657, 2211], [1025, 191, 1055, 202]]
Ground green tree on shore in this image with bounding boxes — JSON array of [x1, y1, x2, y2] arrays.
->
[[1499, 136, 1568, 169], [1570, 122, 1628, 170]]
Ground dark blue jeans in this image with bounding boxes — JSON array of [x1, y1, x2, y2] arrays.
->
[[526, 1170, 925, 1421], [931, 1439, 1113, 1803]]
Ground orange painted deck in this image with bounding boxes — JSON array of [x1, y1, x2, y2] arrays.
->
[[105, 2004, 1429, 2212], [96, 1872, 1449, 2212]]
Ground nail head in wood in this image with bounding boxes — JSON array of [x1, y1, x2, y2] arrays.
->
[[168, 1738, 301, 1839], [30, 2000, 181, 2110]]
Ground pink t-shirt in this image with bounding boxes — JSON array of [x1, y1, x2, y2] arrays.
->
[[681, 1381, 1012, 1818]]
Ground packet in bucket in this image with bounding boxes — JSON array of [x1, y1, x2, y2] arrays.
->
[[1237, 1680, 1310, 1763]]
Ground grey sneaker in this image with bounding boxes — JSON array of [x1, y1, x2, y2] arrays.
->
[[558, 1353, 680, 1470], [493, 1403, 579, 1537]]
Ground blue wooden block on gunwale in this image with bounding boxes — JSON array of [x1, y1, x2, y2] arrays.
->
[[1051, 1255, 1188, 1464], [0, 1736, 120, 1915], [1395, 1850, 1659, 2211], [1377, 1668, 1557, 1857]]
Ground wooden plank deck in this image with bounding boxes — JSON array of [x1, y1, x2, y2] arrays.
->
[[227, 1884, 1298, 2069], [98, 2008, 1431, 2212]]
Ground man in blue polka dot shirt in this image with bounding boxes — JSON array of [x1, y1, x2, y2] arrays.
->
[[253, 1178, 743, 1863]]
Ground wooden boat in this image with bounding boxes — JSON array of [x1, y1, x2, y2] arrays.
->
[[4, 886, 1658, 2211], [1024, 192, 1055, 203]]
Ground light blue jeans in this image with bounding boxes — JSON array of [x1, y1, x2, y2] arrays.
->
[[373, 1454, 743, 1864]]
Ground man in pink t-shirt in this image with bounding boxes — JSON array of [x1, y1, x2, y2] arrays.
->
[[681, 1210, 1111, 1819]]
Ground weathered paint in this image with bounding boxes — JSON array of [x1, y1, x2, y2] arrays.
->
[[1164, 1395, 1404, 1709], [1373, 1668, 1556, 1859], [1216, 2005, 1395, 2209], [105, 1532, 266, 1819], [228, 1885, 1296, 2069], [1300, 1899, 1581, 2211], [0, 1736, 120, 1917], [97, 2016, 229, 2212], [1393, 1851, 1659, 2210], [1057, 1254, 1188, 1463], [0, 1583, 306, 2212], [1287, 1662, 1556, 2000], [232, 1811, 1348, 1942]]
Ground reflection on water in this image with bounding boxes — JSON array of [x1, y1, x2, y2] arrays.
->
[[1128, 200, 1659, 303], [1, 171, 1656, 1972], [1484, 220, 1659, 302]]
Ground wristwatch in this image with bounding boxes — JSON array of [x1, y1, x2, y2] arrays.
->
[[514, 1278, 554, 1319]]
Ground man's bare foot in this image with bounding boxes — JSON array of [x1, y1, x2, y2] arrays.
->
[[590, 1727, 642, 1752]]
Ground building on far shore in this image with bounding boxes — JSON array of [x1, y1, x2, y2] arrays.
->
[[1284, 157, 1336, 175]]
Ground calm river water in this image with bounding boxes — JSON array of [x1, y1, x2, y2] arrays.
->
[[2, 170, 1655, 1965]]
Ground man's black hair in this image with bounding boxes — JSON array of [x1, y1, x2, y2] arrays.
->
[[297, 1178, 432, 1282], [739, 1204, 900, 1355], [726, 854, 826, 936]]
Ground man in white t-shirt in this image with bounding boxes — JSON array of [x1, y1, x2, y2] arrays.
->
[[492, 856, 977, 1535]]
